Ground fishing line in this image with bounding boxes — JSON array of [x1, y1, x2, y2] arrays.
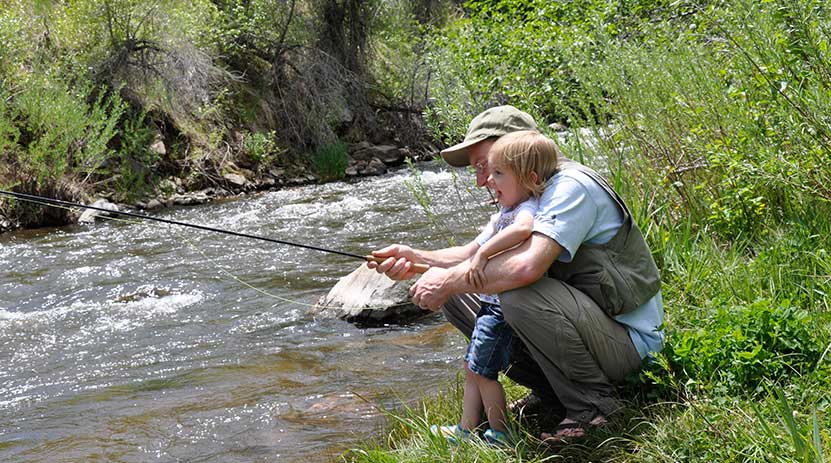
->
[[0, 190, 419, 311], [0, 189, 372, 262]]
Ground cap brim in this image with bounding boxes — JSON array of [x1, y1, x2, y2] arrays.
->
[[440, 137, 483, 167]]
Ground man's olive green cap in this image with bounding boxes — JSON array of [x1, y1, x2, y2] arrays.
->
[[440, 105, 539, 167]]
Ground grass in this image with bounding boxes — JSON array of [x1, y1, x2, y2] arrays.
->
[[339, 177, 831, 460], [312, 141, 350, 181], [341, 235, 831, 461], [338, 198, 831, 461]]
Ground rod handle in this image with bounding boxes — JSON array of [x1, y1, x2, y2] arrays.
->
[[365, 256, 430, 274]]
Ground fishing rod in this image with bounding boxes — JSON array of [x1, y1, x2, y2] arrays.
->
[[0, 189, 430, 273]]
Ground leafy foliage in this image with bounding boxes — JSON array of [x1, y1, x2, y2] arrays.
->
[[424, 0, 831, 241], [243, 130, 281, 166], [662, 300, 822, 394], [11, 75, 124, 186]]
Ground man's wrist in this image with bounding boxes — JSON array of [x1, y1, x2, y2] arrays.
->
[[446, 261, 470, 294]]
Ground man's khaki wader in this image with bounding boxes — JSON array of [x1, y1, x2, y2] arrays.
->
[[443, 160, 661, 422]]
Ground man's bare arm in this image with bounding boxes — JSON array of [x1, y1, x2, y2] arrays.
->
[[368, 241, 480, 280], [410, 233, 564, 309]]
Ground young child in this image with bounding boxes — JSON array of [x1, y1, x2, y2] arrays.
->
[[432, 130, 559, 445]]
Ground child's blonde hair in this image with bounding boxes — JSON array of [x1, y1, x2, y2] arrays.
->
[[488, 130, 560, 197]]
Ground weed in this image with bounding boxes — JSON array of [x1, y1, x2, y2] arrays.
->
[[312, 141, 349, 181]]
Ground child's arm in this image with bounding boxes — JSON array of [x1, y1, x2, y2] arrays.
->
[[476, 210, 535, 261], [466, 210, 534, 288]]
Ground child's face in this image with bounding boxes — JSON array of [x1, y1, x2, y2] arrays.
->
[[487, 161, 531, 208]]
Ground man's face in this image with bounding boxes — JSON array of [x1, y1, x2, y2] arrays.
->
[[467, 139, 496, 187]]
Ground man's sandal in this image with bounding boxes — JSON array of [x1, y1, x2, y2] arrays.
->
[[508, 390, 546, 415], [540, 415, 607, 447], [540, 421, 587, 446]]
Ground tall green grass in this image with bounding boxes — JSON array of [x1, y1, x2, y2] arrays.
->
[[311, 141, 349, 181]]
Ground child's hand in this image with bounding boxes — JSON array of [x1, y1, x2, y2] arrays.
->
[[465, 254, 488, 289]]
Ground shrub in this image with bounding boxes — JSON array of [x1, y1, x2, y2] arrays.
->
[[661, 299, 822, 395], [111, 111, 159, 200], [243, 130, 281, 166], [12, 74, 124, 187]]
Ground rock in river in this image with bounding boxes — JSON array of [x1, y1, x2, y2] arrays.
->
[[312, 264, 431, 325], [78, 199, 120, 223]]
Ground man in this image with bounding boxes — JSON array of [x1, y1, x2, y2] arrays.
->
[[369, 105, 664, 443]]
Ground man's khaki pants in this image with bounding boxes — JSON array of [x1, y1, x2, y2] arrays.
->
[[443, 277, 642, 422]]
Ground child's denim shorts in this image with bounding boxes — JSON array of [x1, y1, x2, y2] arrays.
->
[[465, 301, 517, 380]]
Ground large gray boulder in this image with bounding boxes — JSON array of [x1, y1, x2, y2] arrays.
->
[[312, 264, 431, 325]]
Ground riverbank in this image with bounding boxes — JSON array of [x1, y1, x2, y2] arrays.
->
[[0, 138, 437, 234]]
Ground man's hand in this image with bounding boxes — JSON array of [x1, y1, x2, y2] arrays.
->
[[367, 244, 419, 280], [409, 266, 459, 311], [465, 254, 488, 289]]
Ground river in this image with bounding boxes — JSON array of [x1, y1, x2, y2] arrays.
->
[[0, 163, 493, 462]]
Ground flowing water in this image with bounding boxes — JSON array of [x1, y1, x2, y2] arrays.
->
[[0, 163, 493, 462]]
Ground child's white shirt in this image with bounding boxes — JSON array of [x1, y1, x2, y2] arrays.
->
[[474, 197, 539, 305]]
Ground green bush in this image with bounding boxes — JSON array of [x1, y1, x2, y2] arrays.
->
[[423, 0, 831, 241], [243, 130, 281, 166], [311, 141, 349, 181], [662, 300, 822, 394], [0, 85, 20, 162], [422, 0, 687, 145], [112, 112, 159, 200], [12, 74, 124, 186]]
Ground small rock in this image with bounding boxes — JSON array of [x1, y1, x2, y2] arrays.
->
[[149, 137, 166, 156], [359, 158, 387, 176], [373, 145, 403, 166], [146, 199, 163, 210], [79, 199, 119, 223], [351, 143, 403, 165], [223, 173, 247, 188], [548, 122, 568, 132], [171, 193, 209, 206], [348, 141, 372, 155], [345, 166, 359, 177]]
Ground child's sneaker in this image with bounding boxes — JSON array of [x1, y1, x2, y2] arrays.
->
[[430, 424, 470, 444], [483, 428, 510, 446]]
